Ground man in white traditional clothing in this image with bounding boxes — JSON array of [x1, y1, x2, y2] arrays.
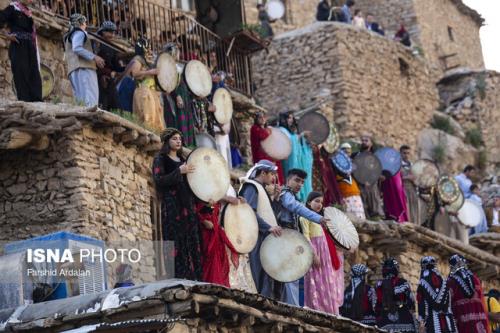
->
[[239, 160, 283, 299], [64, 14, 105, 107]]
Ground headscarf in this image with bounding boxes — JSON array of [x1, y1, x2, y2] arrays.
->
[[420, 255, 437, 278], [382, 257, 399, 278], [97, 21, 117, 35], [279, 111, 298, 134], [242, 160, 277, 181], [135, 37, 150, 58], [160, 127, 182, 143], [449, 254, 475, 298], [64, 14, 87, 44], [69, 13, 87, 28], [344, 264, 370, 320]]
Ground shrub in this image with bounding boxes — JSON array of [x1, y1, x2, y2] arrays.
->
[[432, 144, 446, 164], [476, 74, 487, 100], [465, 128, 483, 148], [431, 115, 455, 135], [478, 150, 488, 170]]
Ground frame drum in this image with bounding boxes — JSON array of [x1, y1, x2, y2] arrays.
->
[[185, 60, 213, 98], [260, 229, 313, 282], [298, 111, 330, 145], [411, 159, 440, 189], [323, 207, 359, 251], [266, 0, 285, 20], [457, 199, 482, 228], [261, 127, 292, 160], [222, 203, 259, 254], [155, 52, 178, 93], [186, 147, 230, 203], [213, 88, 233, 125]]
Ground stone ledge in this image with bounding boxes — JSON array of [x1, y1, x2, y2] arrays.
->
[[0, 280, 384, 333], [354, 220, 500, 281], [470, 232, 500, 254], [0, 101, 161, 154]]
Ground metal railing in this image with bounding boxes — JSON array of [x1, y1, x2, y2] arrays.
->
[[35, 0, 252, 95]]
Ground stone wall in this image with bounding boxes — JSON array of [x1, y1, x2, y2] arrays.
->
[[252, 22, 439, 149], [412, 0, 484, 73], [0, 102, 160, 286], [0, 35, 73, 104], [437, 69, 500, 173]]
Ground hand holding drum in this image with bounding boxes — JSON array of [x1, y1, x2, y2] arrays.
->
[[179, 163, 195, 174]]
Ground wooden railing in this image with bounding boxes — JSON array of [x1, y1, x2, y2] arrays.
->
[[35, 0, 252, 95]]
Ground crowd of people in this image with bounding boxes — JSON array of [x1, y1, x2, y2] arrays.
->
[[151, 108, 499, 332]]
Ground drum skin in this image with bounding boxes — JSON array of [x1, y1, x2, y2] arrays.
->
[[298, 111, 330, 145], [213, 88, 233, 125], [323, 123, 340, 154], [445, 188, 464, 214], [260, 229, 313, 282], [222, 203, 259, 254], [195, 132, 217, 150], [374, 147, 401, 176], [437, 175, 461, 204], [185, 60, 213, 98], [155, 52, 178, 93], [261, 127, 292, 160], [457, 199, 482, 228], [353, 152, 382, 186], [266, 0, 285, 20], [186, 147, 230, 202], [411, 159, 440, 189], [323, 207, 359, 251]]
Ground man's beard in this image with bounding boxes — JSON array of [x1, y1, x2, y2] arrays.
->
[[360, 144, 371, 151]]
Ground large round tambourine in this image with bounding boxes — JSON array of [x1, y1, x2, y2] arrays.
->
[[331, 149, 352, 175], [155, 52, 178, 93], [353, 152, 383, 186], [266, 0, 285, 20], [374, 147, 401, 176], [411, 159, 440, 189], [212, 88, 233, 125], [222, 203, 258, 254], [261, 127, 292, 160], [457, 199, 482, 228], [185, 60, 213, 98], [437, 175, 461, 204], [445, 187, 464, 214], [298, 111, 330, 145], [14, 63, 54, 100], [260, 229, 313, 283], [186, 147, 230, 203], [323, 207, 360, 251], [195, 132, 217, 150]]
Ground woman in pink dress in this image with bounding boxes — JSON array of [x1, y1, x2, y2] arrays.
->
[[300, 191, 344, 314]]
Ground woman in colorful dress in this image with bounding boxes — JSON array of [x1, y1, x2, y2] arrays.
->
[[152, 128, 201, 280], [129, 38, 165, 133], [195, 197, 240, 287], [300, 191, 344, 314], [279, 111, 313, 202]]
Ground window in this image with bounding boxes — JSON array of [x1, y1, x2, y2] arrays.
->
[[172, 0, 195, 12], [448, 26, 455, 42]]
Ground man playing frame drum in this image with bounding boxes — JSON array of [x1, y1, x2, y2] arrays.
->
[[276, 168, 330, 306], [239, 160, 283, 299]]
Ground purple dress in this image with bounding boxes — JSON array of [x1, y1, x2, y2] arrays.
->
[[381, 171, 409, 223]]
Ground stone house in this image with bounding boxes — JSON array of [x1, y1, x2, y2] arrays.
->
[[252, 22, 439, 150], [244, 0, 484, 75]]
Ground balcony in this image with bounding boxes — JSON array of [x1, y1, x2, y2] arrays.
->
[[34, 0, 253, 95]]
